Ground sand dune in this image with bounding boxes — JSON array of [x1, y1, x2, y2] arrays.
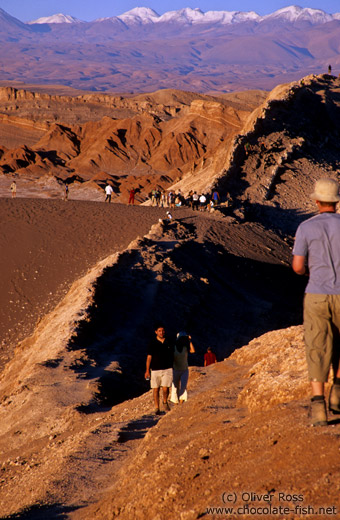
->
[[0, 198, 190, 369], [1, 76, 340, 517]]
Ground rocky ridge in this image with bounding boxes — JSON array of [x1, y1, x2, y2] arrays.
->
[[2, 74, 340, 210], [0, 86, 260, 203]]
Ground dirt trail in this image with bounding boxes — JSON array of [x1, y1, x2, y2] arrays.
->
[[76, 357, 340, 520]]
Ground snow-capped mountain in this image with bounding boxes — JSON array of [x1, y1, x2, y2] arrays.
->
[[156, 7, 262, 24], [262, 6, 333, 24], [99, 6, 339, 26], [28, 13, 83, 24], [28, 6, 340, 27], [115, 7, 159, 24], [1, 5, 340, 95]]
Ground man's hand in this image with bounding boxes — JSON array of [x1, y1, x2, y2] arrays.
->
[[145, 354, 152, 379]]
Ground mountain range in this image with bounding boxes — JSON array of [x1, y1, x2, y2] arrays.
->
[[0, 6, 340, 92], [27, 6, 340, 26]]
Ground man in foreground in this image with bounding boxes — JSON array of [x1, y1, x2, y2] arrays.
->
[[292, 178, 340, 426], [145, 325, 174, 415]]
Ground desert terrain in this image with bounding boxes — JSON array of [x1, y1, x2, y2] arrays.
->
[[1, 74, 340, 519]]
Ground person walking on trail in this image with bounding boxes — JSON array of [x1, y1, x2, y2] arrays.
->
[[212, 190, 220, 206], [170, 332, 195, 404], [145, 325, 174, 415], [128, 188, 135, 205], [105, 183, 113, 203], [204, 347, 217, 366], [292, 178, 340, 426], [10, 181, 16, 198], [192, 191, 199, 211], [199, 193, 207, 211]]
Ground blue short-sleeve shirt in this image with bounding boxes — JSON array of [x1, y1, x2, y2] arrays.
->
[[293, 213, 340, 294]]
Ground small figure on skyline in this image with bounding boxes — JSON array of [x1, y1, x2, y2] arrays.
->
[[212, 189, 220, 206], [160, 191, 166, 208], [128, 188, 135, 205], [105, 183, 113, 203], [328, 64, 332, 75], [199, 193, 207, 211], [168, 191, 175, 208], [10, 181, 16, 199], [191, 191, 199, 210]]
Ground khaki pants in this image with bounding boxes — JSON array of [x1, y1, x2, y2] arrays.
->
[[304, 293, 340, 382]]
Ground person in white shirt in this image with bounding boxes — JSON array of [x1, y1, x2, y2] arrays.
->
[[199, 194, 206, 211], [105, 183, 113, 203]]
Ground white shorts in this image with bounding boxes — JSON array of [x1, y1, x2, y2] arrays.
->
[[150, 368, 173, 388]]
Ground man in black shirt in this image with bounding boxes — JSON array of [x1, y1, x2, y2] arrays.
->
[[145, 325, 173, 415]]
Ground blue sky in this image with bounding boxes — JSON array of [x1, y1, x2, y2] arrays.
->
[[1, 0, 339, 22]]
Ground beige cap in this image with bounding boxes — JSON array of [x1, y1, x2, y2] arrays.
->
[[310, 178, 340, 202]]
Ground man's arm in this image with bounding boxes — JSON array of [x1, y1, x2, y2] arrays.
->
[[145, 354, 152, 379], [188, 335, 195, 353], [292, 255, 307, 275]]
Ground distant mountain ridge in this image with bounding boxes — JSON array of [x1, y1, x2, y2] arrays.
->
[[0, 6, 340, 93], [27, 6, 340, 25]]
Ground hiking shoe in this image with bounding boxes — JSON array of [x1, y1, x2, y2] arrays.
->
[[311, 397, 327, 426], [163, 402, 170, 412], [155, 409, 161, 416], [329, 384, 340, 414]]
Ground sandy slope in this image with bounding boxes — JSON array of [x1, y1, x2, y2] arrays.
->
[[0, 198, 191, 369]]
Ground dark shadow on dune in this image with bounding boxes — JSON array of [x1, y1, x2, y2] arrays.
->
[[66, 214, 306, 413], [241, 202, 313, 237], [117, 415, 160, 443], [216, 202, 313, 239], [0, 504, 81, 520]]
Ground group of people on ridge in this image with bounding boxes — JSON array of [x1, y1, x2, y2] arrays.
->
[[103, 182, 223, 209], [149, 188, 222, 211]]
